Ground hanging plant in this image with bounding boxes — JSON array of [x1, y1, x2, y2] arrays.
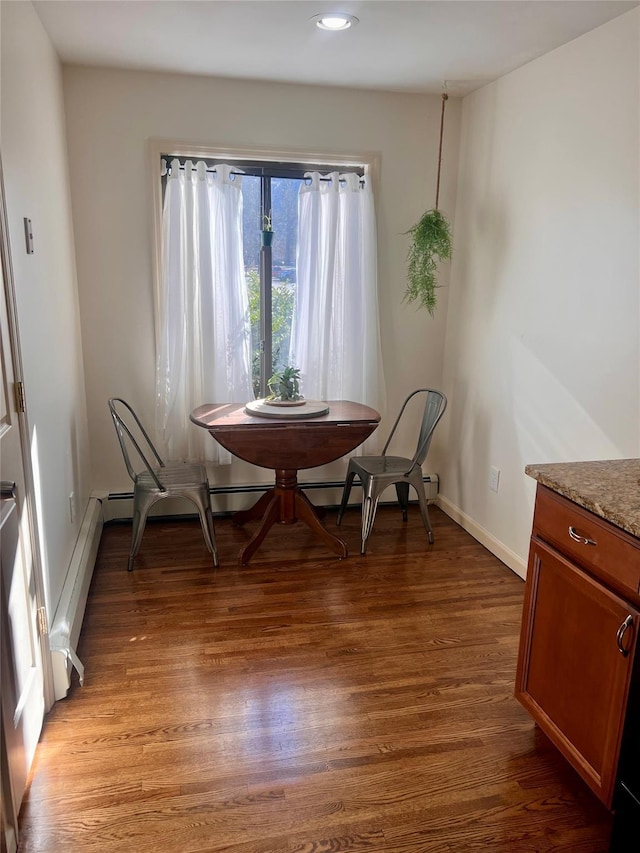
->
[[405, 208, 452, 315], [261, 211, 274, 248], [404, 92, 453, 316]]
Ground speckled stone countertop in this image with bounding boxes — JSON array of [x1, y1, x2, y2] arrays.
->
[[525, 459, 640, 540]]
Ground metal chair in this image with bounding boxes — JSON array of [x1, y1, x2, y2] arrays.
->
[[336, 389, 447, 554], [108, 398, 219, 571]]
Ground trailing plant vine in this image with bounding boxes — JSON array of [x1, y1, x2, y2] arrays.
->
[[404, 208, 452, 316]]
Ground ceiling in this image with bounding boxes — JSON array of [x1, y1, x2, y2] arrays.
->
[[33, 0, 638, 96]]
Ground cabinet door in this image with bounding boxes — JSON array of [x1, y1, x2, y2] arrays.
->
[[516, 537, 638, 807]]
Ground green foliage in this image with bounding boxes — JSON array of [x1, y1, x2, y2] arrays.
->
[[262, 211, 273, 231], [405, 209, 452, 316], [267, 365, 302, 402], [247, 269, 295, 396]]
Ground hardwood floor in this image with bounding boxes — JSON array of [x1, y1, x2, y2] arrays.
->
[[18, 505, 612, 852]]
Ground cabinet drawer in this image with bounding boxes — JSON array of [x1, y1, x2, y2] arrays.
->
[[533, 485, 640, 603]]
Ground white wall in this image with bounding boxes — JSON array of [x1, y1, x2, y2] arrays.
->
[[0, 2, 91, 613], [2, 3, 634, 594], [60, 66, 461, 503], [441, 9, 640, 576], [4, 4, 636, 590]]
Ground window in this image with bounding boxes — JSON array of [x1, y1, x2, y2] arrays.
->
[[162, 156, 365, 399], [154, 144, 384, 463]]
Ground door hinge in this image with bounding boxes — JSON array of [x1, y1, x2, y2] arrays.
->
[[14, 381, 25, 413], [37, 606, 48, 636]]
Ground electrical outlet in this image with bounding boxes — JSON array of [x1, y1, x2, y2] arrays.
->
[[69, 491, 75, 523], [489, 466, 500, 493]]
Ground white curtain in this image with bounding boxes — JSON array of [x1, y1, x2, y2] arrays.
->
[[290, 172, 385, 417], [155, 160, 253, 464]]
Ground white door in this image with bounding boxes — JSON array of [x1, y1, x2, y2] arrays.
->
[[0, 165, 48, 853]]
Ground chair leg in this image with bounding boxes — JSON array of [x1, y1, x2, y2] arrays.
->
[[395, 482, 410, 522], [411, 475, 434, 545], [193, 487, 219, 567], [336, 469, 357, 526], [202, 505, 219, 567], [128, 494, 153, 571], [361, 493, 380, 555]]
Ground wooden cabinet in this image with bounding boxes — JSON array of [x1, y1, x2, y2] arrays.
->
[[516, 485, 640, 808]]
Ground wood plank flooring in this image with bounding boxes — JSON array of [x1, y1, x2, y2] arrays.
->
[[18, 505, 612, 852]]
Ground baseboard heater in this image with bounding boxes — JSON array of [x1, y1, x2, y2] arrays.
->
[[49, 497, 104, 700], [106, 474, 439, 519]]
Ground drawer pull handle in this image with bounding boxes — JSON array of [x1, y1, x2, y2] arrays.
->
[[616, 615, 634, 657], [568, 526, 597, 546]]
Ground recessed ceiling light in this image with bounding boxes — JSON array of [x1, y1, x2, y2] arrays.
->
[[312, 13, 359, 31]]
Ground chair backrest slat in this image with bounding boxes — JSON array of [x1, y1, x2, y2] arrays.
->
[[415, 390, 447, 466], [108, 398, 166, 492], [382, 388, 447, 472]]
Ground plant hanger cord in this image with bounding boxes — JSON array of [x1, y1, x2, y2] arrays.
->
[[434, 91, 448, 210], [403, 87, 452, 315]]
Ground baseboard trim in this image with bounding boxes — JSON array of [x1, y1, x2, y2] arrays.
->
[[436, 495, 527, 580]]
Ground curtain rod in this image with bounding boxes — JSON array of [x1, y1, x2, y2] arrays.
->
[[161, 160, 365, 184]]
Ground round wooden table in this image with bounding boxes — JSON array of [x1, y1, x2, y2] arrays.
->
[[190, 401, 380, 565]]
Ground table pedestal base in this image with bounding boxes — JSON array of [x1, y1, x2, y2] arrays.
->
[[233, 469, 348, 566]]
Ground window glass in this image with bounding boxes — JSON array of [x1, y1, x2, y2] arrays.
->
[[240, 170, 307, 397], [241, 175, 261, 396], [270, 177, 302, 379]]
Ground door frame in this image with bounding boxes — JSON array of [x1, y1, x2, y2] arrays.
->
[[0, 152, 54, 848]]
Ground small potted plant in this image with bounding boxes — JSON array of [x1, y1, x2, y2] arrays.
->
[[266, 365, 303, 403], [261, 212, 274, 248]]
